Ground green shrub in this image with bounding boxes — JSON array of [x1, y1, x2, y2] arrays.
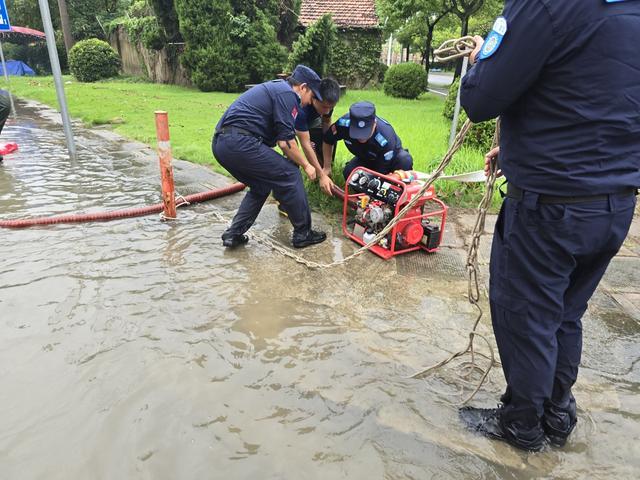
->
[[288, 14, 337, 76], [442, 77, 460, 120], [383, 63, 427, 99], [378, 62, 388, 84], [176, 0, 285, 92], [443, 76, 497, 152], [68, 39, 120, 82], [328, 29, 383, 88]]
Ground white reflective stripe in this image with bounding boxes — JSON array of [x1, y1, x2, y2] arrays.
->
[[158, 140, 171, 150]]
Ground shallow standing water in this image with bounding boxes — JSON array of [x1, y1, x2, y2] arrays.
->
[[1, 101, 639, 479]]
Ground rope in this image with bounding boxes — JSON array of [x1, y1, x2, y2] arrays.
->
[[434, 36, 477, 63], [410, 119, 501, 405], [216, 119, 474, 270]]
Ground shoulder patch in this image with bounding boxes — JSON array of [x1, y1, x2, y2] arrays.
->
[[375, 133, 388, 147], [383, 151, 394, 161], [478, 16, 507, 61], [291, 105, 298, 119], [337, 117, 351, 127]]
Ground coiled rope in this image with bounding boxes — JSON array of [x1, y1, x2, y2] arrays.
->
[[434, 36, 478, 63]]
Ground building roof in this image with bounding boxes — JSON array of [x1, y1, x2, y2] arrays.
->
[[299, 0, 379, 29]]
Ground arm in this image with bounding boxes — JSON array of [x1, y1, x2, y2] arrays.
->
[[273, 93, 316, 180], [296, 129, 334, 194], [277, 138, 316, 180], [296, 130, 323, 174], [460, 0, 555, 122]]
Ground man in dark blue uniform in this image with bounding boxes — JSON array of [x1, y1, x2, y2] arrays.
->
[[322, 101, 413, 182], [459, 0, 639, 451], [295, 78, 341, 196], [213, 65, 327, 249]]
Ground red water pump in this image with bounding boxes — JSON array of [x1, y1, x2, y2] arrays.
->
[[342, 167, 447, 260]]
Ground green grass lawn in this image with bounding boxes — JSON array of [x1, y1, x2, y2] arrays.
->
[[7, 76, 496, 208]]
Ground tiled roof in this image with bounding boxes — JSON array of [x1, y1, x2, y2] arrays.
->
[[299, 0, 379, 29]]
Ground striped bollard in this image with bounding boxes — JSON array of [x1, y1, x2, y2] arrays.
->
[[155, 111, 177, 219]]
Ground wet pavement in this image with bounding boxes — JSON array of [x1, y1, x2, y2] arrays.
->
[[1, 100, 639, 479]]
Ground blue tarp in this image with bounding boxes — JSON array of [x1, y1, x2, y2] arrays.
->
[[0, 60, 35, 76]]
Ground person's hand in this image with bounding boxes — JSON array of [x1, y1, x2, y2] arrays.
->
[[319, 173, 334, 196], [304, 163, 317, 181], [469, 35, 485, 65], [322, 167, 332, 178], [484, 146, 502, 178]]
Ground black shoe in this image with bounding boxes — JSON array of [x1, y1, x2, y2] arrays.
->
[[543, 406, 576, 447], [292, 229, 326, 248], [459, 406, 546, 452], [222, 233, 249, 248]]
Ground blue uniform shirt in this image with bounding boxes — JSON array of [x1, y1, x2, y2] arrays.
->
[[461, 0, 640, 196], [294, 104, 333, 132], [216, 80, 300, 147], [323, 114, 403, 163]]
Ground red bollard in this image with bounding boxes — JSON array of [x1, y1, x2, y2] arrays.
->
[[155, 111, 177, 219]]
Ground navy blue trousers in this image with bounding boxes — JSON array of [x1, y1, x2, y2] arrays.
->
[[212, 133, 312, 237], [490, 188, 636, 427], [342, 149, 413, 180]]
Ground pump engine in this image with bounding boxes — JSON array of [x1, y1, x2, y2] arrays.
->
[[342, 167, 447, 259]]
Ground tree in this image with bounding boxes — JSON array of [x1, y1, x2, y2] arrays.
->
[[288, 14, 337, 76], [176, 0, 286, 91], [149, 0, 182, 42], [379, 0, 452, 82], [448, 0, 485, 78]]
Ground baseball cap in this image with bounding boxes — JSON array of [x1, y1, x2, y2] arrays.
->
[[349, 101, 376, 140], [291, 65, 323, 101]]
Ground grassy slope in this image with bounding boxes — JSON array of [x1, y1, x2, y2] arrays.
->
[[7, 76, 495, 208]]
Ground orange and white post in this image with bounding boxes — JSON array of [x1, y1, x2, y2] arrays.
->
[[155, 111, 177, 219]]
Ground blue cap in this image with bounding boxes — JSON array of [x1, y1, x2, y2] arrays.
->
[[349, 101, 376, 140], [291, 65, 323, 101]]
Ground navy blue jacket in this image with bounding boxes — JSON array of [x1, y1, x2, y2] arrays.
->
[[295, 104, 333, 132], [461, 0, 640, 195], [323, 115, 404, 163], [216, 80, 300, 148]]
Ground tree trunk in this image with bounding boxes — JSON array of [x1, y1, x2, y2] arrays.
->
[[405, 44, 410, 62], [57, 0, 74, 53]]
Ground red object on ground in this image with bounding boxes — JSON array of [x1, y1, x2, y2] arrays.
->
[[0, 183, 246, 229], [0, 143, 18, 155], [342, 167, 447, 260]]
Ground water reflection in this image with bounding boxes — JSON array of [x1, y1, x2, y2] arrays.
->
[[0, 100, 639, 479]]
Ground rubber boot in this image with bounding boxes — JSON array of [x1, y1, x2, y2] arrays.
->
[[459, 405, 546, 452]]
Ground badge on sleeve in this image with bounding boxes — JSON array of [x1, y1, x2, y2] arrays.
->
[[375, 133, 388, 147], [478, 16, 508, 61], [291, 106, 298, 120]]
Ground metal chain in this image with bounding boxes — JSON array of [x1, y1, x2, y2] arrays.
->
[[212, 55, 499, 403], [410, 119, 501, 405]]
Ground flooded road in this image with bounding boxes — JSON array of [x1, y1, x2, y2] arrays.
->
[[1, 101, 639, 479]]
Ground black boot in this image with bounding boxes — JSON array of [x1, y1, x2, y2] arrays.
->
[[543, 403, 577, 447], [221, 233, 249, 248], [292, 229, 326, 248], [459, 406, 546, 452]]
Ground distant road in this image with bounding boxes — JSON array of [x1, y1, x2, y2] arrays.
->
[[428, 72, 454, 86], [427, 72, 454, 97]]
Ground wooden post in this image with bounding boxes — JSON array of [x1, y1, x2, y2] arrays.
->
[[155, 111, 177, 219]]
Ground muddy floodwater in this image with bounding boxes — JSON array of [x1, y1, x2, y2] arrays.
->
[[1, 101, 639, 479]]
